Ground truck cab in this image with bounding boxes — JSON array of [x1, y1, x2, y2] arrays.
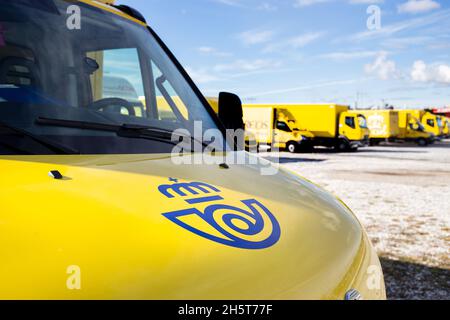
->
[[338, 112, 369, 150], [274, 109, 314, 153], [422, 112, 442, 138], [398, 111, 434, 146]]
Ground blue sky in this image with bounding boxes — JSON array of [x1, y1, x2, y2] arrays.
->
[[121, 0, 450, 109]]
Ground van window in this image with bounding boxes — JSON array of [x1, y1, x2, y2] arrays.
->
[[88, 48, 145, 117], [151, 61, 189, 122], [427, 119, 435, 127], [345, 116, 355, 129], [276, 121, 291, 132], [0, 0, 221, 155]]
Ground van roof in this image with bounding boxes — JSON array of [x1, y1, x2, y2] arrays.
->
[[243, 103, 349, 107], [80, 0, 147, 27]]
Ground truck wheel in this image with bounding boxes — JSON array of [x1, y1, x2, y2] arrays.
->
[[335, 140, 349, 152], [287, 142, 299, 153], [417, 138, 428, 146]]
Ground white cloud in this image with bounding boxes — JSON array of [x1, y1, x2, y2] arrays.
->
[[343, 9, 450, 42], [237, 29, 274, 45], [185, 67, 219, 84], [381, 36, 432, 49], [398, 0, 441, 14], [213, 59, 282, 73], [411, 60, 450, 84], [364, 52, 398, 80], [349, 0, 384, 4], [294, 0, 332, 7], [213, 0, 243, 7], [264, 31, 325, 52], [246, 78, 361, 98], [320, 50, 380, 61], [197, 46, 232, 57], [258, 2, 278, 11], [289, 32, 325, 47]]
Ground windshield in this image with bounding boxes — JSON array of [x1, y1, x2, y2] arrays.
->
[[0, 0, 220, 155], [357, 115, 368, 129], [411, 118, 425, 132]]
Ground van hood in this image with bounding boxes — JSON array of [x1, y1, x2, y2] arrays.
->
[[0, 153, 366, 299]]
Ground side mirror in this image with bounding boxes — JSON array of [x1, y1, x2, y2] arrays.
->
[[218, 92, 245, 131]]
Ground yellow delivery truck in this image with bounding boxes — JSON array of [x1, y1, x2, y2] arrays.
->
[[0, 0, 385, 300], [410, 110, 444, 139], [351, 110, 400, 145], [261, 104, 369, 151], [208, 99, 315, 153], [408, 110, 443, 139], [243, 106, 314, 153], [397, 110, 434, 146]]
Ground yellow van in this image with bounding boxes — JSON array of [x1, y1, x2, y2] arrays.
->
[[0, 0, 385, 299], [397, 110, 434, 146], [410, 110, 442, 138]]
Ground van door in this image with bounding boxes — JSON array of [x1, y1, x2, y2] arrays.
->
[[274, 119, 293, 149]]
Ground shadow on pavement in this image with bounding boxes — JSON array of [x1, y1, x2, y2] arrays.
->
[[263, 157, 326, 164], [381, 257, 450, 300], [353, 149, 427, 154], [307, 148, 426, 154]]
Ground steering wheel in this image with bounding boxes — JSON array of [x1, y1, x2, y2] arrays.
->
[[87, 98, 136, 117]]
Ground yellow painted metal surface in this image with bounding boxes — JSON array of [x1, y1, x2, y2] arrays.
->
[[353, 110, 400, 139], [245, 104, 344, 139], [206, 99, 314, 148], [0, 0, 385, 300], [245, 104, 369, 142], [338, 111, 369, 142], [79, 0, 147, 26], [242, 107, 312, 148], [397, 110, 431, 140], [442, 117, 449, 136], [0, 154, 385, 299], [401, 110, 441, 137]]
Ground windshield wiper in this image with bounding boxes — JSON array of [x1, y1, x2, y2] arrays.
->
[[36, 117, 212, 149], [0, 121, 79, 155]]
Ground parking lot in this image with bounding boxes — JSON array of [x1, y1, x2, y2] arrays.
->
[[263, 140, 450, 300]]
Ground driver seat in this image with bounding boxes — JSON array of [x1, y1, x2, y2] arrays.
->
[[0, 57, 41, 87]]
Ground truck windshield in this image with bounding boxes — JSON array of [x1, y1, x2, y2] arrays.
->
[[0, 0, 220, 155], [411, 119, 425, 132], [357, 115, 368, 129]]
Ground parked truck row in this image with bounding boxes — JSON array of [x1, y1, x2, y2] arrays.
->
[[207, 99, 448, 153]]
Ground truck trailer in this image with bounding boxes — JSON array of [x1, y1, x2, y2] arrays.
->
[[351, 110, 400, 145]]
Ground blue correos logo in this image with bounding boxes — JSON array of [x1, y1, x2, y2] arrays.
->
[[159, 179, 281, 250]]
